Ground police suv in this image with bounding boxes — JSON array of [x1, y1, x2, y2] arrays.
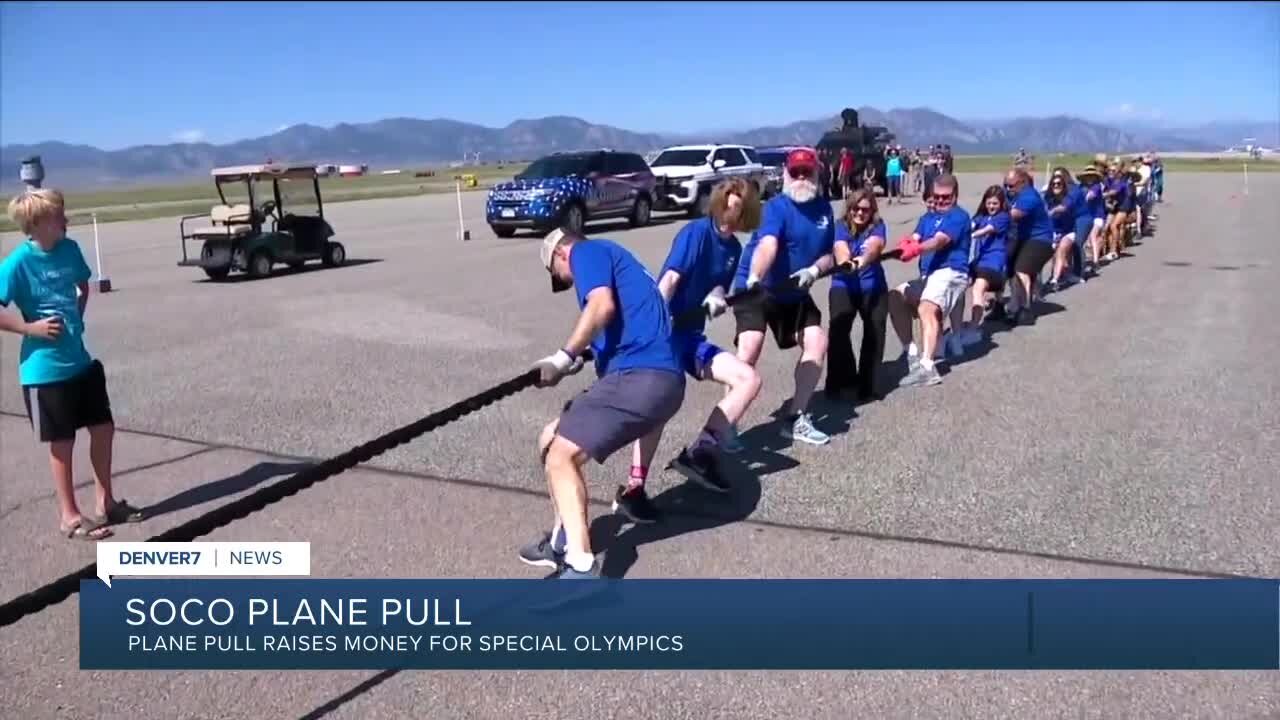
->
[[648, 144, 767, 217]]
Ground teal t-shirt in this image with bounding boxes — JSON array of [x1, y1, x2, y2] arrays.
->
[[0, 237, 95, 385]]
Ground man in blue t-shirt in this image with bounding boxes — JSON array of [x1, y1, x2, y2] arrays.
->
[[731, 147, 837, 446], [887, 174, 973, 387], [1003, 168, 1055, 325], [525, 227, 686, 579], [1, 188, 145, 542]]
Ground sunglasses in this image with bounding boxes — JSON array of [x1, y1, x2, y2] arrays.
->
[[790, 167, 814, 178], [853, 204, 873, 213], [933, 193, 955, 202]]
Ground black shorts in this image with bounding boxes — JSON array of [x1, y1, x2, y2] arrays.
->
[[734, 292, 823, 350], [1013, 239, 1055, 277], [22, 359, 113, 443], [971, 265, 1006, 293]]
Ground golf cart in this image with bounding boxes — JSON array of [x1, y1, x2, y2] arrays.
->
[[177, 163, 344, 280]]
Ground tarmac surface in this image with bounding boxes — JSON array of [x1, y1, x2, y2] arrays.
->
[[1, 172, 1277, 719]]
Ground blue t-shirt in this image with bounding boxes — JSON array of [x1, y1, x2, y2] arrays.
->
[[831, 219, 888, 297], [1012, 185, 1055, 245], [660, 217, 742, 336], [1081, 182, 1107, 219], [734, 194, 834, 302], [1042, 189, 1077, 234], [0, 237, 95, 386], [917, 206, 973, 276], [970, 211, 1010, 273], [1106, 177, 1131, 212], [569, 239, 681, 378], [886, 157, 902, 177]]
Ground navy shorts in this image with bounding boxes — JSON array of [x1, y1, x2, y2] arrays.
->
[[556, 368, 686, 464], [672, 332, 723, 380]]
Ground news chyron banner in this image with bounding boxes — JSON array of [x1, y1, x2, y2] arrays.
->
[[82, 543, 1279, 670]]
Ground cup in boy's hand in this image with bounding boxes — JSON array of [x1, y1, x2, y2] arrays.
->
[[27, 314, 63, 340]]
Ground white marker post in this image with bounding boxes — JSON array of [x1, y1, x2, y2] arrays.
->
[[1243, 160, 1249, 197], [92, 213, 112, 292], [455, 179, 470, 241]]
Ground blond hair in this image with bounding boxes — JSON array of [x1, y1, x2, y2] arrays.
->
[[7, 188, 66, 236], [707, 177, 761, 232]]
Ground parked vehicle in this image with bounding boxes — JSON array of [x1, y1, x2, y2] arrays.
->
[[485, 150, 658, 237], [177, 163, 342, 281], [649, 144, 767, 217]]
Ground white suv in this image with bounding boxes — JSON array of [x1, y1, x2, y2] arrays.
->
[[649, 144, 767, 217]]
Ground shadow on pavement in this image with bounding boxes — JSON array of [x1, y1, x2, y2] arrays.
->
[[196, 258, 384, 284], [590, 460, 764, 579], [142, 461, 314, 519]]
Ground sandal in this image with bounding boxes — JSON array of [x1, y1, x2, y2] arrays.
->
[[62, 517, 114, 541], [93, 499, 145, 526]]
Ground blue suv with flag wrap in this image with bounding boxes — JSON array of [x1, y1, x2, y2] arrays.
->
[[485, 150, 658, 238]]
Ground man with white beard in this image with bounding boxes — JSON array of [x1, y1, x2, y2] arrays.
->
[[728, 148, 838, 447]]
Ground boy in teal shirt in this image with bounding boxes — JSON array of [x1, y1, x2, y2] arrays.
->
[[1, 188, 144, 540]]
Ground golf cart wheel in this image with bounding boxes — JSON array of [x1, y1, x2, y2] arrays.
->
[[200, 243, 231, 280], [247, 250, 273, 279], [492, 225, 516, 238], [323, 241, 346, 267], [629, 195, 652, 228], [561, 202, 585, 235]]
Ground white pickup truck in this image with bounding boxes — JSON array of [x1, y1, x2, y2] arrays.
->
[[648, 144, 768, 217]]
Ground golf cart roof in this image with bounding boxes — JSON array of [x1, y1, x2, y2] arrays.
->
[[211, 163, 320, 180]]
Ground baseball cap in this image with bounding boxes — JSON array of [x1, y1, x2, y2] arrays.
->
[[541, 228, 574, 292], [786, 148, 817, 172]]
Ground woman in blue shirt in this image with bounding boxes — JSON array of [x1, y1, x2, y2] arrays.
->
[[1102, 162, 1131, 261], [826, 188, 889, 402], [1041, 170, 1083, 291], [1076, 166, 1107, 269], [955, 185, 1011, 345]]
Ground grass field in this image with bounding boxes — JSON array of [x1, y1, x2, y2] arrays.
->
[[1, 154, 1272, 233]]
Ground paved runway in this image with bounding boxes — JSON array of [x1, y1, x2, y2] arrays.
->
[[1, 173, 1276, 719]]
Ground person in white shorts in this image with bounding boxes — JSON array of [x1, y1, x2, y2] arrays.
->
[[887, 174, 973, 387]]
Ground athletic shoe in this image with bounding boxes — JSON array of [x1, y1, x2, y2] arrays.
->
[[720, 423, 745, 454], [783, 413, 831, 446], [612, 484, 661, 523], [899, 363, 943, 387], [667, 449, 731, 494], [1016, 308, 1036, 326], [517, 530, 565, 569], [556, 564, 601, 580]]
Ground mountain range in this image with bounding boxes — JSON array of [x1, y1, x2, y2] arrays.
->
[[2, 106, 1269, 191]]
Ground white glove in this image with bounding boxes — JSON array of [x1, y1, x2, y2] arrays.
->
[[534, 349, 583, 387], [789, 265, 820, 290], [702, 289, 727, 319]]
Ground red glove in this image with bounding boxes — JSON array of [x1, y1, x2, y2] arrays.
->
[[898, 237, 921, 262]]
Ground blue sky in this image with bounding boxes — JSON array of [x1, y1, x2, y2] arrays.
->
[[2, 1, 1277, 149]]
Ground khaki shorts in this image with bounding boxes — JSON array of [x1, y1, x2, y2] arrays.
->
[[898, 268, 970, 316]]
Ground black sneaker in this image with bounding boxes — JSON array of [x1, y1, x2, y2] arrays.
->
[[667, 448, 731, 494], [1016, 308, 1036, 326], [517, 530, 564, 569], [611, 485, 660, 524]]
